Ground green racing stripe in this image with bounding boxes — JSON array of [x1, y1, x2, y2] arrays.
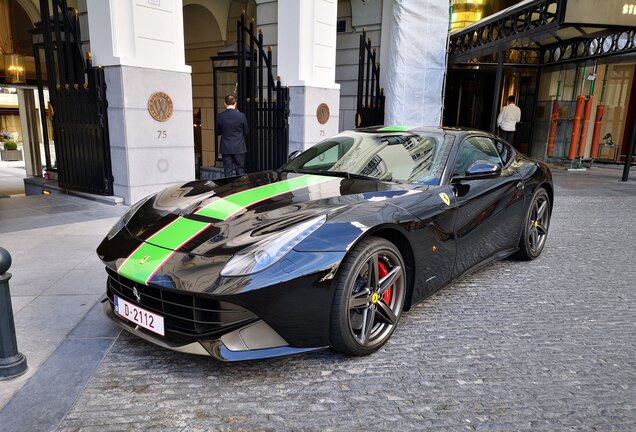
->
[[116, 217, 210, 285], [378, 125, 416, 132], [194, 174, 334, 220], [117, 174, 333, 285]]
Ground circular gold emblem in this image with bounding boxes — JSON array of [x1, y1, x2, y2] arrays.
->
[[148, 91, 174, 122], [316, 103, 330, 125]]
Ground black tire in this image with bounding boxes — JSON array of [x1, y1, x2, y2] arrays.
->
[[330, 237, 407, 356], [516, 187, 551, 260]]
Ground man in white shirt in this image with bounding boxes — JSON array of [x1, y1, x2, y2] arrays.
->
[[497, 95, 521, 144]]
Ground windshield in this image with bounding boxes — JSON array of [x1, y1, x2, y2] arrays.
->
[[282, 131, 454, 184]]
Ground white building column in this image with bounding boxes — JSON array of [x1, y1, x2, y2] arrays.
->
[[17, 89, 42, 178], [86, 0, 194, 204], [384, 0, 449, 126], [278, 0, 340, 152]]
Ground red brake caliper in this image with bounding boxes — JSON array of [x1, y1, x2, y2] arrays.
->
[[378, 261, 392, 304]]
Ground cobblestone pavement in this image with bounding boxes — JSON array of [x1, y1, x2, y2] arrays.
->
[[56, 179, 636, 431]]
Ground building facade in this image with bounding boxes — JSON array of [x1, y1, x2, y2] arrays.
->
[[446, 0, 636, 167], [1, 0, 448, 204], [3, 0, 633, 203]]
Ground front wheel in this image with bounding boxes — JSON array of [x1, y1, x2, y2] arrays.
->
[[517, 187, 551, 260], [330, 237, 406, 356]]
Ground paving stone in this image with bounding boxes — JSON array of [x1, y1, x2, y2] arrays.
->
[[52, 171, 636, 431]]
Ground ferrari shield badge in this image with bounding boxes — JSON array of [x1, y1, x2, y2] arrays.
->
[[371, 292, 380, 304], [438, 192, 451, 206], [140, 255, 150, 264]]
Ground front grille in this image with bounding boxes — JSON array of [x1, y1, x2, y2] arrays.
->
[[106, 267, 256, 338]]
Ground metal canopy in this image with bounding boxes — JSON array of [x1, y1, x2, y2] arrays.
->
[[448, 0, 636, 67]]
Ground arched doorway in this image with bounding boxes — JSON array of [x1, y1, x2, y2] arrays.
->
[[335, 0, 384, 131], [182, 0, 256, 177], [183, 3, 224, 175], [0, 0, 42, 197]]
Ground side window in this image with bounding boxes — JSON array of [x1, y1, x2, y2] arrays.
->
[[454, 137, 503, 175], [494, 140, 513, 166], [303, 144, 339, 168]]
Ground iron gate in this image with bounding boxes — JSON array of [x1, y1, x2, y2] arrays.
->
[[32, 0, 113, 195], [356, 29, 385, 128], [236, 15, 290, 172]]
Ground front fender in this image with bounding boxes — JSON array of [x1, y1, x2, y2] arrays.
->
[[295, 201, 418, 252], [208, 201, 421, 348], [209, 249, 344, 347]]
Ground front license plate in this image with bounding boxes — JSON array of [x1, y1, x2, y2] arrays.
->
[[114, 295, 165, 336]]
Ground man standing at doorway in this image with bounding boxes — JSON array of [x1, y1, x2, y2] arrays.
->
[[497, 95, 521, 144], [216, 94, 249, 177]]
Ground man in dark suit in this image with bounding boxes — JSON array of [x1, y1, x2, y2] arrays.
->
[[216, 94, 249, 177]]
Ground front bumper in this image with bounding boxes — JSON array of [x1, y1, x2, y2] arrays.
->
[[103, 299, 326, 361]]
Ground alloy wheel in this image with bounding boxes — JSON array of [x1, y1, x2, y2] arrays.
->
[[347, 250, 405, 348], [527, 193, 549, 255]]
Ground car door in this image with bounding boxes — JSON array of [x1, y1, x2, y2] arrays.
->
[[451, 135, 526, 277]]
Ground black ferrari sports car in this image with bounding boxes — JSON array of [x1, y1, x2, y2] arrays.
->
[[97, 126, 553, 361]]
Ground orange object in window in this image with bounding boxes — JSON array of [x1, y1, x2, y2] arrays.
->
[[547, 100, 559, 157], [568, 96, 586, 160], [590, 104, 605, 159], [579, 96, 594, 158]]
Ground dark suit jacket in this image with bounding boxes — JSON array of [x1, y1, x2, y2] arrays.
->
[[216, 108, 249, 154]]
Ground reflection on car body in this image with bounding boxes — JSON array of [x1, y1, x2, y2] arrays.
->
[[98, 126, 553, 362]]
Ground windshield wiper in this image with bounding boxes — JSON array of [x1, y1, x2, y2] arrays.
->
[[281, 168, 378, 181], [280, 168, 303, 174], [329, 171, 380, 181]]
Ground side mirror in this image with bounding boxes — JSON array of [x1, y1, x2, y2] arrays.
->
[[453, 160, 501, 182], [288, 150, 302, 161]]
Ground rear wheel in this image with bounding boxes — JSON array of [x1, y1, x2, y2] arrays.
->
[[517, 187, 551, 260], [330, 237, 406, 356]]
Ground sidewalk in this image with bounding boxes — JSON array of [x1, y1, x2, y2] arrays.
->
[[0, 166, 634, 431], [0, 193, 126, 413], [548, 164, 636, 196], [0, 162, 27, 198]]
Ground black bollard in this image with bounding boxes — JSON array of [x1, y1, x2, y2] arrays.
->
[[0, 247, 27, 379]]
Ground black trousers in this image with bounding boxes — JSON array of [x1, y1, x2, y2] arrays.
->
[[222, 153, 246, 177], [500, 129, 515, 144]]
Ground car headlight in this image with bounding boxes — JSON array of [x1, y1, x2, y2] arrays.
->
[[220, 215, 327, 277], [106, 195, 153, 240]]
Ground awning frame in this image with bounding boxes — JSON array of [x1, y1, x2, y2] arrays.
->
[[448, 0, 636, 67]]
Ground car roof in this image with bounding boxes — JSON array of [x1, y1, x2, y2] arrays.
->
[[354, 125, 495, 139]]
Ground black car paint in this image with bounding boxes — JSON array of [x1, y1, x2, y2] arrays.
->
[[97, 128, 553, 352]]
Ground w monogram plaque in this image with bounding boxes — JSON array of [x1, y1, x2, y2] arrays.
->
[[148, 92, 174, 122]]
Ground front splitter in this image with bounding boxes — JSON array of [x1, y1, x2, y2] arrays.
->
[[102, 299, 327, 362]]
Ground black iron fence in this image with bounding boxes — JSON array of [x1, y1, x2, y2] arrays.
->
[[50, 64, 113, 195], [356, 29, 385, 128], [237, 15, 290, 172], [33, 0, 113, 195]]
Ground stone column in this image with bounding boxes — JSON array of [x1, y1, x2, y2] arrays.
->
[[86, 0, 194, 205], [278, 0, 340, 152], [17, 89, 42, 177], [384, 0, 448, 126]]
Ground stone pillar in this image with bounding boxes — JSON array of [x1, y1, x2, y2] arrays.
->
[[384, 0, 448, 126], [17, 89, 42, 177], [379, 0, 394, 92], [86, 0, 194, 205], [278, 0, 340, 152]]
